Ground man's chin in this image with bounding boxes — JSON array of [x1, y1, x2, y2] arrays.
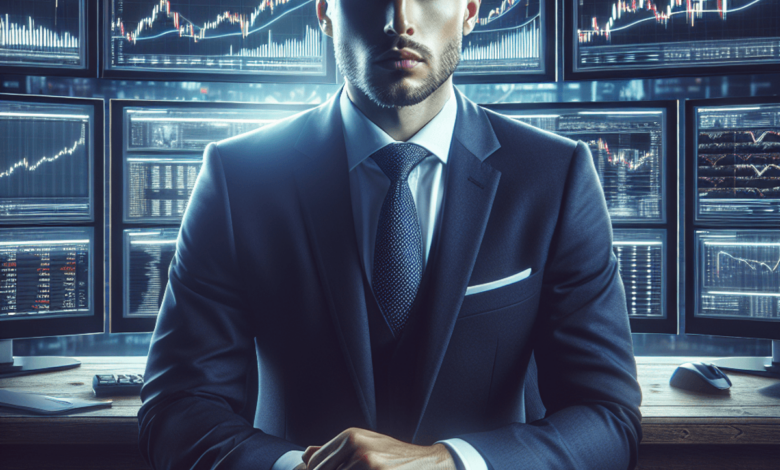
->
[[365, 76, 441, 108]]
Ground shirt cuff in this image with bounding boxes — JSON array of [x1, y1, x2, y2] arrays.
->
[[436, 438, 488, 470], [271, 449, 304, 470]]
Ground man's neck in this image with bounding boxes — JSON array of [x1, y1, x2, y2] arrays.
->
[[345, 79, 454, 142]]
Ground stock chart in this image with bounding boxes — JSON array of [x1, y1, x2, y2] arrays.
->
[[459, 0, 544, 76], [575, 0, 780, 72], [697, 230, 780, 320], [696, 103, 780, 222], [507, 108, 666, 222], [0, 101, 92, 221], [0, 0, 84, 68], [108, 0, 326, 76]]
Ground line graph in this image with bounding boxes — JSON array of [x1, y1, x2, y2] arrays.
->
[[575, 0, 780, 71], [698, 232, 780, 320], [108, 0, 325, 75], [0, 0, 84, 68], [0, 105, 91, 221], [696, 104, 780, 221], [458, 0, 543, 75], [0, 123, 84, 180]]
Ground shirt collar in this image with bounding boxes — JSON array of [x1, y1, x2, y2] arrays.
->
[[340, 87, 457, 172]]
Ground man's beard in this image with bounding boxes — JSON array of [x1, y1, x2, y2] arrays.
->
[[336, 34, 461, 108]]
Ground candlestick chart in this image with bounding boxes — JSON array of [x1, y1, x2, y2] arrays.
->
[[0, 104, 92, 220], [0, 0, 84, 68], [509, 110, 666, 222], [698, 232, 780, 319], [575, 0, 780, 71], [696, 104, 780, 221], [108, 0, 325, 76], [458, 0, 544, 75]]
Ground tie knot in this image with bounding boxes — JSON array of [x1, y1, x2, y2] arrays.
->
[[370, 143, 429, 184]]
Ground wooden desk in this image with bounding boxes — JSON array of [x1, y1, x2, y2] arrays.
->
[[1, 357, 779, 469]]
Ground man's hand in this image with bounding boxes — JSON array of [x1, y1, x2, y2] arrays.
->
[[301, 428, 457, 470]]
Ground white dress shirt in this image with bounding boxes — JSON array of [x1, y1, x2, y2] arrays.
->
[[272, 88, 488, 470]]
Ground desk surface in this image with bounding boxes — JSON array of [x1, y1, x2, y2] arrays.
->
[[1, 356, 780, 447]]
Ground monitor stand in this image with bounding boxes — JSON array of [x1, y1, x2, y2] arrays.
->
[[711, 340, 780, 379], [0, 339, 80, 379]]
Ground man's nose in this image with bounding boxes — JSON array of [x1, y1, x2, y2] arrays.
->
[[384, 0, 415, 36]]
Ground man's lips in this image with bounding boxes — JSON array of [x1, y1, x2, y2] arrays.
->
[[375, 48, 424, 70]]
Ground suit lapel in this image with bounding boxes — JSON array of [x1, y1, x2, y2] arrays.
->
[[292, 92, 377, 431], [403, 90, 502, 442]]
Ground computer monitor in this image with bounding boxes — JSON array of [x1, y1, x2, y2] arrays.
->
[[564, 0, 780, 80], [685, 97, 780, 378], [484, 100, 679, 334], [0, 93, 104, 378], [0, 0, 97, 77], [101, 0, 336, 83], [109, 100, 314, 333], [453, 0, 555, 83]]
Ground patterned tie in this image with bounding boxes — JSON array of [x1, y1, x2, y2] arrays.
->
[[371, 143, 430, 336]]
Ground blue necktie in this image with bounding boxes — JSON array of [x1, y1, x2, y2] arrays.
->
[[371, 143, 429, 336]]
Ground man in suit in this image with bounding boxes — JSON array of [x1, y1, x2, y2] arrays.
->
[[138, 0, 643, 469]]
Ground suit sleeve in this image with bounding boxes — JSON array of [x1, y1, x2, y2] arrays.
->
[[456, 141, 643, 470], [137, 143, 304, 470]]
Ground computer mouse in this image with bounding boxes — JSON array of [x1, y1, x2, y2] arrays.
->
[[670, 362, 732, 394]]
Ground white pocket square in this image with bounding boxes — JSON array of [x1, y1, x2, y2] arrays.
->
[[465, 268, 532, 296]]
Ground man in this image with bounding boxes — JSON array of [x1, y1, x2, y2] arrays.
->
[[138, 0, 643, 469]]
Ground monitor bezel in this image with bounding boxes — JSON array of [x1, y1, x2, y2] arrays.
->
[[0, 93, 104, 340], [109, 99, 315, 333], [685, 96, 780, 340], [99, 0, 338, 84], [0, 0, 98, 79], [453, 0, 556, 84], [484, 99, 679, 334], [563, 1, 780, 81]]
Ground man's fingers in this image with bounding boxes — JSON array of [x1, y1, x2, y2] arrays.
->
[[302, 446, 322, 464], [309, 445, 351, 470], [306, 429, 359, 470]]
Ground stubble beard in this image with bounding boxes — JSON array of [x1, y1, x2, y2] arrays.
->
[[336, 34, 462, 109]]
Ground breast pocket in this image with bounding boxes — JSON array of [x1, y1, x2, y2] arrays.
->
[[458, 268, 544, 319]]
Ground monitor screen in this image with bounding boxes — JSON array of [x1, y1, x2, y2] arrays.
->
[[0, 227, 93, 322], [694, 102, 780, 223], [613, 229, 666, 319], [123, 228, 177, 319], [571, 0, 780, 77], [456, 0, 550, 80], [122, 105, 299, 223], [0, 98, 94, 222], [0, 0, 86, 70], [105, 0, 330, 80], [695, 230, 780, 321], [498, 107, 668, 223]]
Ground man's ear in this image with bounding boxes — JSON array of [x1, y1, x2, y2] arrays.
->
[[316, 0, 334, 38], [463, 0, 481, 36]]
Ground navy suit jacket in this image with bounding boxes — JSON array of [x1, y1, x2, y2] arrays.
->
[[138, 89, 643, 470]]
